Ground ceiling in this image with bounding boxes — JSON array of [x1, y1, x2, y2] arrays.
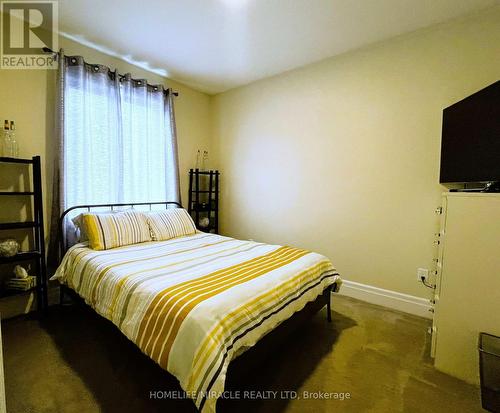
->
[[58, 0, 497, 94]]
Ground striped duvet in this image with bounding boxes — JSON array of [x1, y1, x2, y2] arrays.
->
[[54, 232, 340, 412]]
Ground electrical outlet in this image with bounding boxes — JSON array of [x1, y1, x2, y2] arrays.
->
[[417, 267, 429, 281]]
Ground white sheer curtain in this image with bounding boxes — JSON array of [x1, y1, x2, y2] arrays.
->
[[48, 53, 180, 263], [63, 56, 179, 208]]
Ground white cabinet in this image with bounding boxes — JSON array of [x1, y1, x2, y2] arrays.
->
[[432, 193, 500, 385]]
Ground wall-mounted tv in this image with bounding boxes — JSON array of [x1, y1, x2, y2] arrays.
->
[[439, 81, 500, 187]]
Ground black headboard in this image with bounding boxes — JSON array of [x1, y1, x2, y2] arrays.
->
[[58, 201, 182, 259]]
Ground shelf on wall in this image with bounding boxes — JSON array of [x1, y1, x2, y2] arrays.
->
[[189, 170, 219, 176], [0, 222, 38, 230], [0, 191, 35, 196], [0, 287, 36, 299], [0, 157, 34, 164], [188, 169, 219, 234], [0, 155, 47, 312], [0, 251, 41, 264]]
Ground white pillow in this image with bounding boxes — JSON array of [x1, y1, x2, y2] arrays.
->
[[145, 208, 197, 241]]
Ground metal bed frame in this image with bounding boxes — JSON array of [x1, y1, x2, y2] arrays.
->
[[58, 200, 336, 313]]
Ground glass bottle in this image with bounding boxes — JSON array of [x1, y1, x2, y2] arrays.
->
[[0, 122, 4, 156], [3, 120, 12, 157], [10, 121, 18, 157], [202, 150, 209, 171], [195, 149, 201, 170]]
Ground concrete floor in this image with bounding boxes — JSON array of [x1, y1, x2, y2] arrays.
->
[[2, 295, 484, 412]]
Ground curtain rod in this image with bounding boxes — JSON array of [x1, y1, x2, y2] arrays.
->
[[42, 47, 179, 96]]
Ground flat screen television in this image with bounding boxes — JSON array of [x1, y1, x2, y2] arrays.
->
[[439, 80, 500, 188]]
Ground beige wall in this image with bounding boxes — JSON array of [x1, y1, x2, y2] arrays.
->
[[0, 35, 212, 250], [1, 7, 499, 303], [211, 8, 500, 299]]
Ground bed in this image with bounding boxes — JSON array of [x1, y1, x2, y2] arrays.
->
[[53, 202, 341, 412]]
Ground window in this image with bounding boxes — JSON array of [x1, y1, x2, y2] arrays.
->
[[63, 60, 179, 209]]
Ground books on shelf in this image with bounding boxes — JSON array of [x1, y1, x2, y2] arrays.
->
[[5, 276, 37, 291]]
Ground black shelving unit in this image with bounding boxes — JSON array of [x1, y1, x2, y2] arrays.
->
[[188, 169, 219, 234], [0, 156, 47, 311]]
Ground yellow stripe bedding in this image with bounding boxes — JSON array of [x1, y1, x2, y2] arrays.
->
[[54, 232, 340, 412]]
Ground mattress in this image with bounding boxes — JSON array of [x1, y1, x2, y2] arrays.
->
[[53, 232, 340, 412]]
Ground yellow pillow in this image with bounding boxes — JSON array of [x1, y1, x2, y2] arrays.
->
[[82, 210, 151, 250], [145, 208, 197, 241]]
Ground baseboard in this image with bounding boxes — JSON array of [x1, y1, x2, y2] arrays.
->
[[336, 280, 433, 319]]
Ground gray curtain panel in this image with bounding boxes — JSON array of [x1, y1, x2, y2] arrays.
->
[[47, 49, 66, 267], [165, 88, 182, 205], [47, 51, 181, 265]]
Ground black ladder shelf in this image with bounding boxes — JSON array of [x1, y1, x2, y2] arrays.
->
[[0, 156, 47, 311], [188, 169, 219, 234]]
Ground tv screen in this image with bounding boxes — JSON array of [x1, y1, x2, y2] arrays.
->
[[440, 81, 500, 184]]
